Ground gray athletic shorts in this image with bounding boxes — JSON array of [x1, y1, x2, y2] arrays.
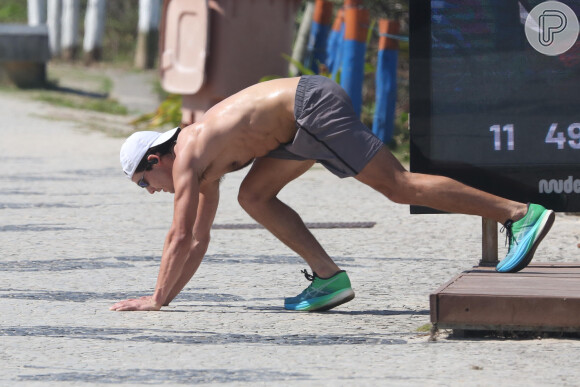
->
[[266, 75, 384, 178]]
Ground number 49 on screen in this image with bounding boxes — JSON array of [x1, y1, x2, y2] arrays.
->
[[545, 123, 580, 150]]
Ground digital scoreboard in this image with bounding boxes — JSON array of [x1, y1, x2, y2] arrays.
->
[[410, 0, 580, 213]]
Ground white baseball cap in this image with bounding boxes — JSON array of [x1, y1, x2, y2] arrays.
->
[[120, 127, 180, 178]]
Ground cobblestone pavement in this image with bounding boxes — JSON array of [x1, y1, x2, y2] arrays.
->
[[1, 89, 579, 387]]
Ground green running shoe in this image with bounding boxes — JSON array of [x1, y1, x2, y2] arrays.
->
[[496, 203, 555, 273], [284, 269, 355, 311]]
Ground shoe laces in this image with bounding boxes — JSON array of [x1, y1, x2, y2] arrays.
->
[[301, 269, 315, 282], [500, 220, 516, 250], [294, 269, 316, 298]]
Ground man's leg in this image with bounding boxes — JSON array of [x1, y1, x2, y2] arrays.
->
[[238, 157, 341, 278], [354, 146, 528, 223], [355, 146, 554, 273]]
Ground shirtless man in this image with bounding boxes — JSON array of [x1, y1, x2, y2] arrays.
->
[[112, 75, 555, 312]]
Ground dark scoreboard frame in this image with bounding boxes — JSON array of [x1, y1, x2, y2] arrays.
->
[[409, 0, 580, 214]]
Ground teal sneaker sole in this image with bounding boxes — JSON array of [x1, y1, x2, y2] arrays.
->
[[496, 209, 555, 273], [284, 288, 355, 311]]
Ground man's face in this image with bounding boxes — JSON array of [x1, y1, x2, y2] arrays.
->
[[131, 154, 175, 194]]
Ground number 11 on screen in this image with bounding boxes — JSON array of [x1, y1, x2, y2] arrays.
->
[[490, 124, 514, 151]]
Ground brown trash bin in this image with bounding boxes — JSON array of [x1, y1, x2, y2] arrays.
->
[[160, 0, 301, 124]]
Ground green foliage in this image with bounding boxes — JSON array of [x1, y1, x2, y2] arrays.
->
[[131, 94, 182, 130], [0, 1, 27, 23], [100, 0, 140, 63], [261, 53, 348, 83], [416, 323, 432, 333], [34, 92, 128, 115], [259, 75, 283, 82], [283, 53, 316, 76]]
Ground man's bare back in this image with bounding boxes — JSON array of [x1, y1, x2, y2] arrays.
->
[[174, 77, 301, 183]]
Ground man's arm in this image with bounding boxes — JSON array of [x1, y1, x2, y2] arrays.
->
[[110, 156, 210, 311], [162, 180, 220, 305]]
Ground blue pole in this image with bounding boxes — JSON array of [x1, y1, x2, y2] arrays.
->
[[339, 2, 369, 117], [306, 0, 333, 74], [307, 21, 331, 73], [373, 49, 398, 143], [326, 9, 344, 77], [328, 22, 345, 78], [340, 39, 366, 117], [372, 20, 400, 143]]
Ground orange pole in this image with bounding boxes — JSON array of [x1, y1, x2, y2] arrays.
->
[[379, 19, 400, 51], [313, 0, 334, 26], [344, 0, 369, 43], [331, 8, 344, 32]]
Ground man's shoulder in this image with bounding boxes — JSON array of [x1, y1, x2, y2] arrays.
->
[[174, 129, 205, 164]]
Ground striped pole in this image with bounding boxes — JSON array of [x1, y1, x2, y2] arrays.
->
[[306, 0, 333, 73], [340, 0, 369, 117], [372, 19, 400, 143], [326, 8, 344, 77]]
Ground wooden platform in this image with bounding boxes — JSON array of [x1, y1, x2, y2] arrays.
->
[[430, 263, 580, 332]]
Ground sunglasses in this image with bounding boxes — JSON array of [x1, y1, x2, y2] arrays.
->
[[137, 170, 149, 188], [137, 157, 158, 188]]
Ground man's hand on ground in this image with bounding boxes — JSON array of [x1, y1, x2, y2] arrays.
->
[[109, 296, 161, 311]]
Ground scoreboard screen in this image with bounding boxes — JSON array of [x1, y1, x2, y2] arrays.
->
[[410, 0, 580, 213]]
